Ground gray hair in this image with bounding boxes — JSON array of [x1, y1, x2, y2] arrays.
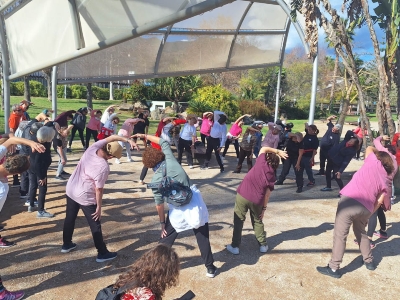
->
[[30, 122, 43, 135], [36, 126, 55, 143], [11, 104, 20, 111]]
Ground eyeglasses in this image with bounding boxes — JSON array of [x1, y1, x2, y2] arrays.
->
[[15, 109, 22, 112]]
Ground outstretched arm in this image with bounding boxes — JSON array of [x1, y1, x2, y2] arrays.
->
[[2, 136, 45, 153], [235, 114, 251, 124], [259, 146, 287, 159], [104, 135, 139, 151]]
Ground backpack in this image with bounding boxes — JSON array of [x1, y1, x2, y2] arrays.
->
[[147, 161, 193, 207], [95, 284, 124, 300]]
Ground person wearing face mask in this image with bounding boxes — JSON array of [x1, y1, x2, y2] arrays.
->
[[85, 109, 102, 149], [295, 124, 319, 193], [177, 116, 197, 169], [320, 130, 360, 192]]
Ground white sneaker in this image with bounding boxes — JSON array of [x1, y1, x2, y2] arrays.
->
[[139, 180, 144, 184], [260, 245, 269, 253], [115, 159, 121, 164], [189, 165, 194, 169], [226, 244, 239, 255], [127, 158, 133, 162]]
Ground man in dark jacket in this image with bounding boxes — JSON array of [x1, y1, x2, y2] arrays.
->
[[321, 130, 359, 192], [315, 115, 342, 175], [67, 108, 88, 152]]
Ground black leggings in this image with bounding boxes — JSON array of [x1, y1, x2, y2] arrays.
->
[[69, 126, 85, 148], [85, 128, 98, 148], [140, 166, 148, 181], [205, 137, 223, 169], [222, 138, 239, 158], [367, 207, 386, 237], [356, 138, 363, 159], [177, 138, 193, 166], [200, 133, 209, 146]]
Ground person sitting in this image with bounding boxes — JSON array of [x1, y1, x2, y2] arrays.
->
[[111, 244, 180, 300]]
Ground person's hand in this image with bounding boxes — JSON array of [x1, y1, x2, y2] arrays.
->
[[295, 163, 300, 171], [7, 144, 16, 154], [30, 141, 45, 153], [61, 159, 66, 165], [216, 147, 222, 153], [128, 140, 140, 151], [276, 149, 288, 159], [258, 208, 266, 220], [336, 172, 341, 179], [245, 114, 252, 117], [160, 223, 167, 238], [383, 135, 390, 141], [39, 178, 47, 186], [92, 206, 101, 221]]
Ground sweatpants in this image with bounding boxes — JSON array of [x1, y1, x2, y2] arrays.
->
[[231, 193, 266, 247], [329, 196, 373, 270], [160, 215, 214, 268], [62, 196, 108, 255]]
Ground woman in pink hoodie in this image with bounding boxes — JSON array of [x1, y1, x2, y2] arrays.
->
[[115, 118, 144, 164]]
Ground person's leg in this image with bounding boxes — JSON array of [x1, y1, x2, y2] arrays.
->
[[319, 149, 327, 174], [78, 128, 85, 147], [325, 158, 333, 188], [233, 139, 240, 159], [200, 133, 206, 145], [352, 202, 374, 265], [62, 196, 81, 246], [213, 141, 224, 170], [177, 138, 185, 164], [56, 149, 63, 177], [0, 275, 24, 299], [204, 138, 213, 164], [357, 139, 363, 159], [183, 140, 193, 166], [37, 175, 48, 212], [68, 126, 78, 148], [248, 202, 267, 246], [222, 139, 230, 157], [85, 128, 91, 149], [125, 141, 132, 160], [332, 164, 344, 189], [234, 147, 246, 172], [231, 194, 249, 248], [139, 166, 148, 182], [366, 210, 378, 238], [302, 156, 314, 183], [245, 150, 253, 171], [377, 207, 387, 231], [278, 157, 291, 183], [28, 171, 38, 207], [93, 129, 99, 142], [193, 223, 214, 268], [294, 159, 304, 191], [159, 215, 179, 246], [20, 170, 29, 196], [80, 204, 108, 255]]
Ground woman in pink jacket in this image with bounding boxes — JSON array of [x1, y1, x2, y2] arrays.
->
[[85, 108, 102, 149], [115, 118, 144, 164]]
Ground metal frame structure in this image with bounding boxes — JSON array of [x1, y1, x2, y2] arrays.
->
[[0, 0, 318, 132]]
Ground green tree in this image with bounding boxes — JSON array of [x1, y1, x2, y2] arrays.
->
[[150, 76, 203, 112], [192, 85, 240, 120]]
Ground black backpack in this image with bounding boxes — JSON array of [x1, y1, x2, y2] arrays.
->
[[147, 161, 193, 207], [95, 284, 124, 300]]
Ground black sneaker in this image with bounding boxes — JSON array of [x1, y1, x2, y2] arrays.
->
[[96, 251, 117, 263], [364, 262, 376, 271], [206, 265, 218, 278], [61, 243, 77, 253], [306, 180, 315, 187], [275, 181, 284, 185], [316, 266, 341, 278], [296, 187, 302, 193], [0, 236, 16, 248], [232, 170, 240, 174], [61, 171, 71, 176], [220, 167, 225, 173]]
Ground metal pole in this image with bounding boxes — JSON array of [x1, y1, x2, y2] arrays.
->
[[64, 63, 67, 98], [109, 81, 114, 100], [308, 48, 318, 124], [51, 65, 58, 119], [68, 0, 85, 50], [274, 67, 282, 122], [0, 15, 10, 132]]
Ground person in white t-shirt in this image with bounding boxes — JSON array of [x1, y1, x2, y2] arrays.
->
[[0, 135, 44, 300], [61, 135, 139, 263], [177, 116, 197, 168]]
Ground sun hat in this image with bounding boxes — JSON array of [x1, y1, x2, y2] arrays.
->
[[106, 142, 123, 159]]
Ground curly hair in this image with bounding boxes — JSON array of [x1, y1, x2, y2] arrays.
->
[[265, 152, 280, 170], [114, 244, 180, 300], [375, 151, 394, 175], [4, 154, 30, 174], [142, 147, 165, 168]]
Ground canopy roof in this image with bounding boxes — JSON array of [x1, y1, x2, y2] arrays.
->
[[1, 0, 308, 83]]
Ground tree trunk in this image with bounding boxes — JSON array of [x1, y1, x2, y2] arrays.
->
[[361, 0, 395, 137], [87, 83, 93, 108], [42, 68, 52, 101], [24, 76, 31, 102], [337, 82, 353, 131], [396, 49, 400, 132], [328, 52, 339, 110]]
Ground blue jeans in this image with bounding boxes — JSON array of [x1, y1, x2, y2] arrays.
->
[[300, 156, 314, 183]]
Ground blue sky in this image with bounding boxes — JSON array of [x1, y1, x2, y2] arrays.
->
[[285, 0, 384, 61]]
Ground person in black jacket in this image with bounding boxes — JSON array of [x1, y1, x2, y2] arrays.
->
[[27, 126, 55, 218], [321, 130, 359, 192], [67, 107, 88, 152], [315, 115, 342, 175]]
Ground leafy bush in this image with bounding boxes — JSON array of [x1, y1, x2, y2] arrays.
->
[[92, 86, 109, 100], [57, 85, 72, 98], [114, 89, 123, 100], [29, 80, 47, 97], [70, 85, 87, 99], [192, 85, 240, 121], [187, 99, 213, 116], [238, 99, 273, 122], [279, 102, 308, 119], [11, 81, 24, 96]]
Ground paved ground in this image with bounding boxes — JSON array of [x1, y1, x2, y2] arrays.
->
[[1, 120, 400, 299]]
